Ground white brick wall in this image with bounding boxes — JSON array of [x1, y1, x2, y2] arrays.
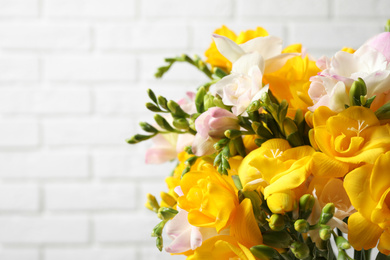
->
[[0, 0, 387, 259]]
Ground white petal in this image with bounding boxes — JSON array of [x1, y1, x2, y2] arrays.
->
[[212, 34, 245, 63], [232, 52, 264, 75], [240, 36, 283, 60]]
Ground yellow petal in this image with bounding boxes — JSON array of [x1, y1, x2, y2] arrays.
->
[[230, 198, 263, 248], [372, 188, 390, 225], [310, 152, 349, 177], [282, 43, 302, 53], [378, 230, 390, 255], [370, 152, 390, 202], [344, 164, 377, 220], [348, 212, 383, 250], [313, 106, 336, 128]]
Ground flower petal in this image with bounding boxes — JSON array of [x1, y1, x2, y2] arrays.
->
[[348, 212, 382, 250], [212, 34, 245, 63], [240, 36, 283, 60]]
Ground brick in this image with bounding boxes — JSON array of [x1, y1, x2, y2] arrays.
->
[[0, 249, 39, 260], [94, 86, 186, 115], [132, 23, 188, 50], [0, 0, 38, 17], [334, 0, 390, 17], [0, 57, 39, 81], [45, 56, 136, 81], [0, 152, 88, 179], [94, 214, 159, 243], [43, 118, 133, 145], [0, 89, 90, 114], [45, 0, 135, 18], [0, 184, 39, 211], [141, 0, 233, 18], [0, 216, 89, 244], [96, 25, 133, 50], [45, 183, 136, 210], [44, 248, 136, 260], [0, 119, 39, 147], [92, 152, 176, 178], [237, 0, 329, 18], [0, 24, 90, 50], [290, 23, 382, 51]]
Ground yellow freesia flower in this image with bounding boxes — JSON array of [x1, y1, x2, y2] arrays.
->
[[187, 199, 261, 260], [177, 161, 239, 232], [310, 106, 390, 177], [344, 151, 390, 254], [204, 25, 269, 72], [239, 139, 315, 214], [263, 55, 320, 116]]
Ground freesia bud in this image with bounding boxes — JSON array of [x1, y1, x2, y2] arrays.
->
[[203, 94, 216, 111], [294, 219, 309, 233], [336, 236, 351, 250], [157, 207, 178, 220], [269, 214, 285, 231], [156, 236, 163, 251], [152, 221, 165, 237], [320, 203, 335, 224], [319, 225, 332, 241], [290, 242, 310, 259], [250, 245, 279, 260], [299, 194, 315, 219], [167, 100, 189, 117], [349, 78, 367, 106], [146, 193, 160, 212], [159, 192, 176, 207]]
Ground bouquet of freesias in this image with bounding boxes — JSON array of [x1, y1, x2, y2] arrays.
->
[[128, 22, 390, 260]]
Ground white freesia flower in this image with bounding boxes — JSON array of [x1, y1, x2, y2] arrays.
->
[[209, 34, 297, 115], [309, 32, 390, 112]]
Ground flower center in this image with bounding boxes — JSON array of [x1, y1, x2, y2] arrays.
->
[[347, 120, 369, 137], [264, 149, 283, 158]]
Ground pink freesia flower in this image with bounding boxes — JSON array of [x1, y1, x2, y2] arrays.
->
[[308, 32, 390, 112], [145, 92, 196, 164], [366, 32, 390, 62], [191, 107, 239, 156]]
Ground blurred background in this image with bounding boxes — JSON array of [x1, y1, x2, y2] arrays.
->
[[0, 0, 388, 259]]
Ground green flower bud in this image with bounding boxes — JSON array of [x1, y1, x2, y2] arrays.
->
[[250, 245, 279, 260], [269, 214, 285, 231], [349, 78, 367, 106], [147, 88, 158, 104], [173, 118, 189, 130], [204, 94, 216, 111], [386, 19, 390, 32], [157, 207, 178, 220], [262, 231, 292, 248], [290, 242, 310, 259], [146, 102, 162, 112], [294, 219, 310, 233], [214, 138, 229, 151], [320, 203, 335, 224], [247, 100, 261, 113], [126, 134, 154, 144], [154, 114, 175, 132], [299, 194, 315, 219], [167, 100, 188, 118], [145, 193, 160, 212], [224, 129, 242, 139], [319, 225, 332, 241], [152, 221, 166, 237], [336, 236, 351, 250], [195, 86, 206, 113], [156, 236, 163, 251], [139, 122, 158, 133], [157, 95, 168, 110]]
